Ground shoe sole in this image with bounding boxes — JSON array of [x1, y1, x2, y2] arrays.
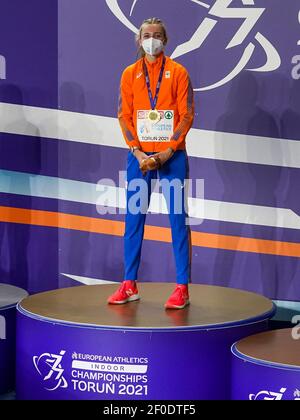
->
[[164, 300, 190, 310], [107, 294, 140, 305]]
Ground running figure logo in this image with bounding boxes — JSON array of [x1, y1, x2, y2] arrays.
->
[[106, 0, 281, 91], [33, 350, 68, 391], [249, 387, 287, 400]]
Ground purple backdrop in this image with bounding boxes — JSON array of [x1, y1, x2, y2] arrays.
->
[[0, 1, 299, 305]]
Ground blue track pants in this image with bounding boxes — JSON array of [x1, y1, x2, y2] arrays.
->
[[124, 150, 191, 284]]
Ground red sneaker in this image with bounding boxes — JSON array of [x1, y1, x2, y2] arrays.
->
[[107, 281, 140, 305], [164, 284, 189, 309]]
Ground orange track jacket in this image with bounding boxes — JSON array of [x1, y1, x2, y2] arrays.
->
[[118, 53, 194, 153]]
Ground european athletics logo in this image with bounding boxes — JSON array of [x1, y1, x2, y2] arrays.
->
[[106, 0, 281, 91], [33, 350, 68, 391]]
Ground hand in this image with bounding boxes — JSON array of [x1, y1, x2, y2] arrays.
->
[[133, 149, 149, 166], [139, 155, 161, 175], [149, 148, 174, 166], [139, 148, 174, 176], [133, 149, 150, 175]]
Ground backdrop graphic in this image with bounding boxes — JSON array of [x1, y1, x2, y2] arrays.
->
[[0, 1, 299, 309]]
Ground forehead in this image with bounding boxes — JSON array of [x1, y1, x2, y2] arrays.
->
[[141, 23, 163, 34]]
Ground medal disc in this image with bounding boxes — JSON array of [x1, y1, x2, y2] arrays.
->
[[148, 110, 160, 123]]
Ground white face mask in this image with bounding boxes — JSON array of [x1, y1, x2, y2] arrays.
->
[[142, 38, 164, 56]]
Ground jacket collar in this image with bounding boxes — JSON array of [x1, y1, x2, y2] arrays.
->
[[144, 52, 165, 68]]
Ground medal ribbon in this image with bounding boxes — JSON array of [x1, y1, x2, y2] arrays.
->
[[143, 56, 166, 110]]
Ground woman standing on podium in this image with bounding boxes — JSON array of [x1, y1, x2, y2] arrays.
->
[[108, 18, 195, 309]]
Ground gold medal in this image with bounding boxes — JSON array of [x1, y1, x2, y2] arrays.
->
[[148, 109, 161, 124]]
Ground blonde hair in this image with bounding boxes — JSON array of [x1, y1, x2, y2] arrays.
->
[[136, 17, 168, 59]]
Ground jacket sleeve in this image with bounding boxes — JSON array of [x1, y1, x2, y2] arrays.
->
[[169, 68, 194, 151], [118, 68, 141, 149]]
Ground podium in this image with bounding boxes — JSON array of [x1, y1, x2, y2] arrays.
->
[[16, 283, 275, 400], [231, 328, 300, 400], [0, 284, 28, 394]]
